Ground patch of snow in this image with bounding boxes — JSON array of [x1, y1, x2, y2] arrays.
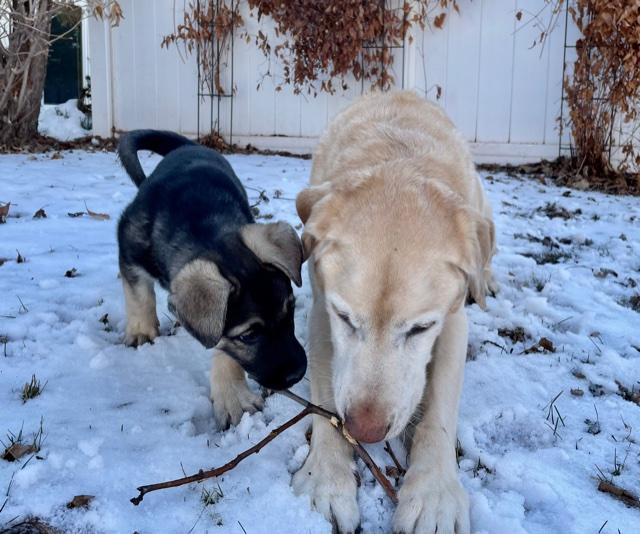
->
[[0, 151, 638, 533], [38, 99, 90, 141]]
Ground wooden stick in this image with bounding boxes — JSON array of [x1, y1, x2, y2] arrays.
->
[[384, 440, 406, 476], [131, 407, 311, 505], [597, 480, 640, 508], [131, 390, 398, 506], [278, 390, 399, 504]]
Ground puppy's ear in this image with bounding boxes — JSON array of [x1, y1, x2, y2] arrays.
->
[[169, 259, 231, 348], [455, 208, 495, 309], [296, 182, 332, 224], [240, 222, 303, 287]]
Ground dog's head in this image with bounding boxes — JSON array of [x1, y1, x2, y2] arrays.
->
[[168, 221, 307, 390], [297, 173, 493, 443]]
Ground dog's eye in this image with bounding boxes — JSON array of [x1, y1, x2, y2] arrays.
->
[[405, 321, 435, 339], [337, 311, 357, 333], [237, 327, 261, 344]]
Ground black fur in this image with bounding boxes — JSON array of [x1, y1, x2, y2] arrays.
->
[[117, 130, 306, 390]]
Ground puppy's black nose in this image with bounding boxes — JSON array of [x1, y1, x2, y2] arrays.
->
[[283, 365, 306, 388]]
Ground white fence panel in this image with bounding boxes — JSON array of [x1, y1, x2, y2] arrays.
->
[[88, 0, 577, 163]]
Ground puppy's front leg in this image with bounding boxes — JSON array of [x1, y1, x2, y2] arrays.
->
[[210, 349, 263, 429], [394, 307, 470, 534], [292, 301, 360, 534], [121, 268, 160, 347]]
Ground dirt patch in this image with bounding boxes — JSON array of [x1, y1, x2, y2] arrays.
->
[[478, 157, 640, 196], [497, 326, 528, 343]]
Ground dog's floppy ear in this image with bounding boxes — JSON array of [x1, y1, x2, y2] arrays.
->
[[240, 221, 303, 287], [455, 208, 495, 309], [296, 182, 332, 224], [296, 182, 333, 259], [169, 259, 231, 348]]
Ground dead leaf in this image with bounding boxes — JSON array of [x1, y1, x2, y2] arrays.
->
[[67, 211, 84, 218], [51, 152, 63, 160], [84, 202, 110, 220], [515, 10, 522, 21], [66, 494, 95, 509], [0, 202, 10, 223], [33, 208, 47, 219], [570, 388, 584, 397], [523, 337, 555, 354], [65, 268, 78, 278], [16, 250, 25, 263], [433, 13, 446, 29], [2, 442, 36, 462]]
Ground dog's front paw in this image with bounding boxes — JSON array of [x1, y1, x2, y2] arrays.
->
[[211, 380, 263, 429], [292, 452, 360, 533], [393, 469, 469, 534], [124, 324, 159, 347]]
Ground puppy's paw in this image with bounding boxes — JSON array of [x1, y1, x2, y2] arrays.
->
[[124, 324, 159, 347], [211, 380, 264, 429], [393, 469, 469, 534], [292, 453, 360, 533]]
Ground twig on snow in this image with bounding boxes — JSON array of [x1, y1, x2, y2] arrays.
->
[[131, 390, 398, 506]]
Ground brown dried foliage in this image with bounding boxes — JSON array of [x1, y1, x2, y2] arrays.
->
[[547, 1, 640, 187], [567, 1, 640, 177], [162, 1, 458, 95]]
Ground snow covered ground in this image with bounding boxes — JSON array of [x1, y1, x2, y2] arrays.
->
[[38, 100, 91, 141], [0, 150, 639, 534]]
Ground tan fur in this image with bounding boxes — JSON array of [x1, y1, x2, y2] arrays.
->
[[122, 270, 159, 347], [240, 221, 304, 287], [293, 91, 496, 533], [169, 259, 231, 349]]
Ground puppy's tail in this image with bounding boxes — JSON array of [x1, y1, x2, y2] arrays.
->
[[118, 130, 197, 187]]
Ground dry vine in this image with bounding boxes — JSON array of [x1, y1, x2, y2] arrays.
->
[[131, 390, 398, 506], [541, 1, 640, 189], [162, 0, 459, 96]]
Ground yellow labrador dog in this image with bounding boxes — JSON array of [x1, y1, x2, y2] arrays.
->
[[293, 91, 496, 533]]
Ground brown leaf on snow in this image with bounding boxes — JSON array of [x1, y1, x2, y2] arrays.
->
[[523, 337, 556, 354], [66, 494, 95, 509], [84, 202, 110, 220], [65, 268, 78, 278], [2, 442, 36, 462], [67, 211, 85, 218], [0, 202, 10, 223], [33, 208, 47, 219]]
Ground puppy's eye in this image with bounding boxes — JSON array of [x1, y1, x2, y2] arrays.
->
[[405, 321, 435, 339], [236, 327, 262, 344]]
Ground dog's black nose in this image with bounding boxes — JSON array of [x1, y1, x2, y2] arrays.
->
[[283, 365, 306, 388]]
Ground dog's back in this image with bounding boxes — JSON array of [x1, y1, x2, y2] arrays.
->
[[117, 131, 254, 288]]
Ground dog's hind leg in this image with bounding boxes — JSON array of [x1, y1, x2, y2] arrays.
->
[[121, 266, 160, 347], [210, 349, 264, 429]]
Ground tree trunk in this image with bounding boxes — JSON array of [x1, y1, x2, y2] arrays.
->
[[0, 0, 53, 147]]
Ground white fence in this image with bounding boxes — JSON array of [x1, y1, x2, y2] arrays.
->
[[88, 0, 578, 163]]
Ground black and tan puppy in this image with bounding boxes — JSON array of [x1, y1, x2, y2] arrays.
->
[[117, 130, 306, 427]]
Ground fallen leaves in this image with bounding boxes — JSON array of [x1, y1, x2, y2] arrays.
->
[[65, 203, 111, 220], [1, 442, 37, 462], [33, 208, 47, 219], [523, 337, 556, 354], [0, 201, 10, 223], [64, 268, 78, 278], [66, 494, 95, 509]]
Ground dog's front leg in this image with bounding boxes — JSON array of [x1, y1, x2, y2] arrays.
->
[[121, 268, 160, 347], [292, 301, 360, 534], [394, 307, 470, 534], [210, 349, 264, 429]]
